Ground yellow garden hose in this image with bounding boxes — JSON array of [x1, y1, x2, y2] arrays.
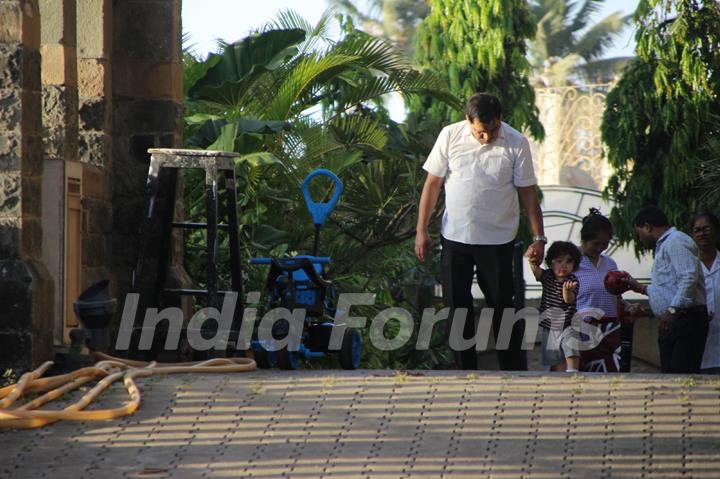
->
[[0, 352, 256, 430]]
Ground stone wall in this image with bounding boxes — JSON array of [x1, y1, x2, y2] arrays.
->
[[0, 0, 54, 371], [111, 0, 187, 323], [0, 0, 183, 370], [39, 0, 78, 343]]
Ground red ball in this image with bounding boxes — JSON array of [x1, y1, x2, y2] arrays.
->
[[604, 270, 631, 295]]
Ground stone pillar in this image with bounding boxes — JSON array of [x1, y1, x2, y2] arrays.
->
[[76, 0, 113, 289], [111, 0, 186, 316], [0, 0, 54, 371], [39, 0, 78, 344], [76, 0, 111, 168], [39, 0, 77, 163]]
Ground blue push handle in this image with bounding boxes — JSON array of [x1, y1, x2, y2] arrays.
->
[[249, 256, 331, 265], [301, 169, 343, 226]]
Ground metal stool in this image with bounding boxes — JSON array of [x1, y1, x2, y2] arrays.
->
[[130, 148, 244, 359]]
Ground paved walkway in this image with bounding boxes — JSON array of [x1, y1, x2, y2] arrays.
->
[[1, 370, 720, 478]]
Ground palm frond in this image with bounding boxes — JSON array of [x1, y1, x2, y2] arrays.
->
[[333, 32, 408, 72], [263, 53, 361, 120], [327, 0, 365, 20], [569, 0, 605, 33], [266, 9, 316, 33], [393, 70, 463, 109], [330, 115, 388, 151], [537, 0, 575, 58], [572, 12, 631, 60], [182, 31, 200, 60], [332, 69, 457, 112], [287, 121, 346, 164], [529, 16, 552, 71], [264, 8, 338, 54], [529, 0, 553, 25], [328, 0, 383, 23]]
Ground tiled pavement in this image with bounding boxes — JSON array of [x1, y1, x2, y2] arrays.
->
[[1, 370, 720, 478]]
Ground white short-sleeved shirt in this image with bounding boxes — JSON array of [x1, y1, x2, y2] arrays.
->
[[701, 252, 720, 369], [422, 120, 537, 245]]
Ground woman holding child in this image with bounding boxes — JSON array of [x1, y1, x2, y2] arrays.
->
[[573, 208, 626, 372], [530, 208, 630, 373]]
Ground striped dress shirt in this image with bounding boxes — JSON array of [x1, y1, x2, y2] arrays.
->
[[647, 227, 706, 316]]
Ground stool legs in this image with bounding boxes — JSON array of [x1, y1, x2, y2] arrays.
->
[[225, 169, 244, 351], [132, 156, 163, 292], [225, 170, 242, 297], [205, 166, 219, 310], [154, 168, 178, 309], [131, 151, 244, 360]]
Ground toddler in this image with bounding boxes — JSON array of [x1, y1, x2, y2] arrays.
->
[[529, 241, 582, 372]]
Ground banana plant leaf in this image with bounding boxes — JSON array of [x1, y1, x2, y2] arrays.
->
[[184, 54, 220, 97], [188, 28, 306, 107], [251, 224, 290, 251]]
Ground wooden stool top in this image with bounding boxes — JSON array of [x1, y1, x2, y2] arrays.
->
[[147, 148, 238, 171]]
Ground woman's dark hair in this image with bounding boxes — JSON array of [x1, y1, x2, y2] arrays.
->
[[545, 241, 582, 271], [633, 205, 669, 227], [689, 211, 720, 232], [465, 92, 502, 123], [581, 207, 613, 241]]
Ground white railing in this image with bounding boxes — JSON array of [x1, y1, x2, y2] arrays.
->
[[530, 83, 615, 190]]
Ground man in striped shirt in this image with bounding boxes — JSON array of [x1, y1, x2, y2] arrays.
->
[[626, 205, 708, 373]]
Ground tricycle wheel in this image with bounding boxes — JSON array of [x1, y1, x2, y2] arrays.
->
[[254, 347, 273, 369], [339, 328, 361, 370], [277, 347, 300, 370]]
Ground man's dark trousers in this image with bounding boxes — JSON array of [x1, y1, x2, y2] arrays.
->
[[658, 306, 709, 373], [441, 236, 527, 370]]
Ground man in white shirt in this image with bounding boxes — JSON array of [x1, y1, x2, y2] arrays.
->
[[414, 93, 546, 370]]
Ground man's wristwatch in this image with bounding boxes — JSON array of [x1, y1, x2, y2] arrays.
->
[[667, 306, 678, 315], [532, 235, 547, 243]]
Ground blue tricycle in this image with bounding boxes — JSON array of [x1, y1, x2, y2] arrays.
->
[[249, 169, 361, 370]]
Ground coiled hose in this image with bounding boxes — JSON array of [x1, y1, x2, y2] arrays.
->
[[0, 352, 256, 430]]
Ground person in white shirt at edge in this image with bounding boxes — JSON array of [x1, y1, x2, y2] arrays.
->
[[414, 92, 545, 371], [689, 212, 720, 374]]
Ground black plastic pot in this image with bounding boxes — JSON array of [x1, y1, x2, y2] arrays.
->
[[73, 280, 116, 329], [73, 280, 116, 352]]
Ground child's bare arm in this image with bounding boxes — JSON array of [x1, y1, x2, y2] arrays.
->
[[563, 280, 578, 304], [528, 257, 543, 280]]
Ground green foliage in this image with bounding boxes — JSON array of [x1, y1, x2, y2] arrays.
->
[[188, 29, 305, 109], [1, 369, 16, 387], [529, 0, 632, 85], [601, 0, 720, 248], [183, 11, 461, 369], [698, 116, 720, 208], [411, 0, 544, 140], [328, 0, 430, 60]]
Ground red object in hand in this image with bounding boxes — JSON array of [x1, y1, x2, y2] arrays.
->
[[604, 270, 631, 295]]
